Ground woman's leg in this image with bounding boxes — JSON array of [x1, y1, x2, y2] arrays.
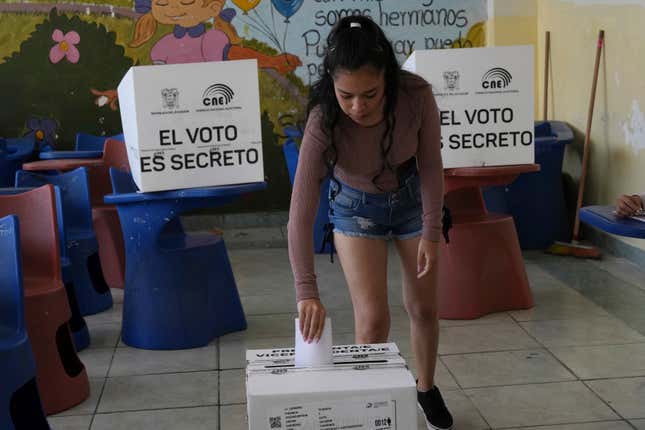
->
[[333, 233, 390, 343], [394, 236, 440, 392]]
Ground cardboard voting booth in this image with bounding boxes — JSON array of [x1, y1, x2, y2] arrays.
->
[[246, 343, 416, 430], [117, 59, 264, 192], [403, 46, 535, 168]]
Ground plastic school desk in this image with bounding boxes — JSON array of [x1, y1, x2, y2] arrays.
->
[[580, 205, 645, 239]]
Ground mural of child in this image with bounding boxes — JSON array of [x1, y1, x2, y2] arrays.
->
[[129, 0, 301, 73]]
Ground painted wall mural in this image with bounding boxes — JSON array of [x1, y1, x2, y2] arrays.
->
[[0, 0, 486, 211]]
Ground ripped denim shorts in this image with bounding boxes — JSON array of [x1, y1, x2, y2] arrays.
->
[[328, 172, 423, 240]]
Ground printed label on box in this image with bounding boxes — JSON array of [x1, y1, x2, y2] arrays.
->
[[267, 396, 395, 430]]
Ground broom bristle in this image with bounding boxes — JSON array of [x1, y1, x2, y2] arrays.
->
[[545, 241, 601, 259]]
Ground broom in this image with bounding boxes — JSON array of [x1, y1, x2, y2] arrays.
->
[[546, 30, 604, 258], [543, 31, 550, 120]]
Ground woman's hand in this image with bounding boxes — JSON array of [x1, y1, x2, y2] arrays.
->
[[297, 298, 326, 343], [616, 194, 644, 217], [417, 238, 440, 279]]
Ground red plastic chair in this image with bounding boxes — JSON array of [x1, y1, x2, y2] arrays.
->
[[0, 186, 90, 415], [89, 139, 129, 289], [20, 138, 130, 290]]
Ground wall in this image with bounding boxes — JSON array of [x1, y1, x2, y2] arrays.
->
[[0, 0, 487, 212], [486, 0, 538, 115], [537, 0, 645, 252]]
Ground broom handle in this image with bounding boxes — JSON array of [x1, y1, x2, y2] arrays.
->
[[543, 31, 550, 120], [573, 30, 604, 241]]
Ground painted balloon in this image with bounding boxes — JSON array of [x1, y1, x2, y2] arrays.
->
[[231, 0, 261, 14], [271, 0, 303, 22]]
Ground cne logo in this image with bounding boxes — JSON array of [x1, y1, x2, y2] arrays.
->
[[202, 83, 234, 106], [481, 67, 512, 89]]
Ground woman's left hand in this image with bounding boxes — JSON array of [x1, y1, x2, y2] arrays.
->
[[417, 238, 440, 279]]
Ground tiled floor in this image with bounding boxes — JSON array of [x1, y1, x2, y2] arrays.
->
[[49, 242, 645, 429]]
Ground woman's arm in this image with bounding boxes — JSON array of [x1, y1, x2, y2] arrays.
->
[[416, 86, 444, 243]]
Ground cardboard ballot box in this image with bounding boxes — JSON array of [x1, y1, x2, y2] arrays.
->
[[403, 46, 534, 168], [246, 343, 416, 430], [117, 59, 263, 192]]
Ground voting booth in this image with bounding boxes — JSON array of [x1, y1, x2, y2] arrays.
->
[[403, 46, 534, 168], [117, 59, 264, 192], [246, 343, 416, 430]]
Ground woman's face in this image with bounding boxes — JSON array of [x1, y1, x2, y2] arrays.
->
[[152, 0, 222, 27], [333, 65, 386, 127]]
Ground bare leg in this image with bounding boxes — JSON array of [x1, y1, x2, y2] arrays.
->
[[394, 236, 440, 392], [334, 233, 390, 343]]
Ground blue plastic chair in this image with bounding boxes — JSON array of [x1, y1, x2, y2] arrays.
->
[[75, 132, 124, 152], [5, 137, 37, 161], [282, 139, 332, 254], [0, 215, 51, 430], [105, 168, 266, 349], [0, 187, 90, 352], [16, 168, 113, 316], [1, 138, 37, 187], [0, 140, 11, 186]]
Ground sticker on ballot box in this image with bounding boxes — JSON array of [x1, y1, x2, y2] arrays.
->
[[267, 396, 395, 430]]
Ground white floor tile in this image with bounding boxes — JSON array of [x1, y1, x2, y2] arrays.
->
[[521, 317, 645, 347], [98, 372, 218, 413], [465, 381, 618, 428], [91, 406, 218, 430], [550, 343, 645, 379], [109, 344, 217, 377], [586, 377, 645, 419], [442, 349, 575, 388]]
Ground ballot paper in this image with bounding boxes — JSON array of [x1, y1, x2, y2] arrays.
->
[[295, 317, 333, 367]]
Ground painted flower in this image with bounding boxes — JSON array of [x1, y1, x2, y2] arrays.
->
[[24, 117, 58, 151], [90, 88, 119, 111], [49, 29, 80, 64]]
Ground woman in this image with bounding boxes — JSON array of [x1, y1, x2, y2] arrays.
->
[[287, 15, 453, 430]]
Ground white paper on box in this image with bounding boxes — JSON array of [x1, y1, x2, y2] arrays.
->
[[403, 46, 535, 168], [295, 317, 333, 367], [117, 59, 263, 192]]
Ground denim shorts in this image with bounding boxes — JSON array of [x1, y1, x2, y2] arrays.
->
[[328, 173, 423, 240]]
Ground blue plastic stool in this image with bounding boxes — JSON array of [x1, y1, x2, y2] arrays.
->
[[0, 215, 51, 430], [75, 132, 124, 152], [16, 168, 113, 316], [0, 187, 90, 352], [105, 169, 265, 349], [282, 139, 332, 254]]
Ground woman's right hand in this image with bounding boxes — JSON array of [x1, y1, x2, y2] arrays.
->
[[297, 298, 326, 343]]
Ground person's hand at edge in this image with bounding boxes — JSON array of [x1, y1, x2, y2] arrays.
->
[[297, 298, 326, 343], [616, 194, 644, 217]]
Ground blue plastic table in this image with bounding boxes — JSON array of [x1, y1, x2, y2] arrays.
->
[[39, 150, 103, 160], [105, 173, 267, 350], [580, 205, 645, 238]]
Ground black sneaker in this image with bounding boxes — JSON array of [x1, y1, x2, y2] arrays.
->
[[417, 385, 453, 430]]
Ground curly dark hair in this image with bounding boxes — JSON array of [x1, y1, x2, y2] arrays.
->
[[306, 15, 401, 190]]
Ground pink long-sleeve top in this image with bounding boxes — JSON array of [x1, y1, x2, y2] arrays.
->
[[288, 72, 444, 302]]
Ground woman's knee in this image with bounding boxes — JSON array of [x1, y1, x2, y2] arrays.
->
[[405, 301, 438, 325], [355, 308, 390, 340]]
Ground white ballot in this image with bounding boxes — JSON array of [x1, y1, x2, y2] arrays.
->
[[295, 317, 333, 367]]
